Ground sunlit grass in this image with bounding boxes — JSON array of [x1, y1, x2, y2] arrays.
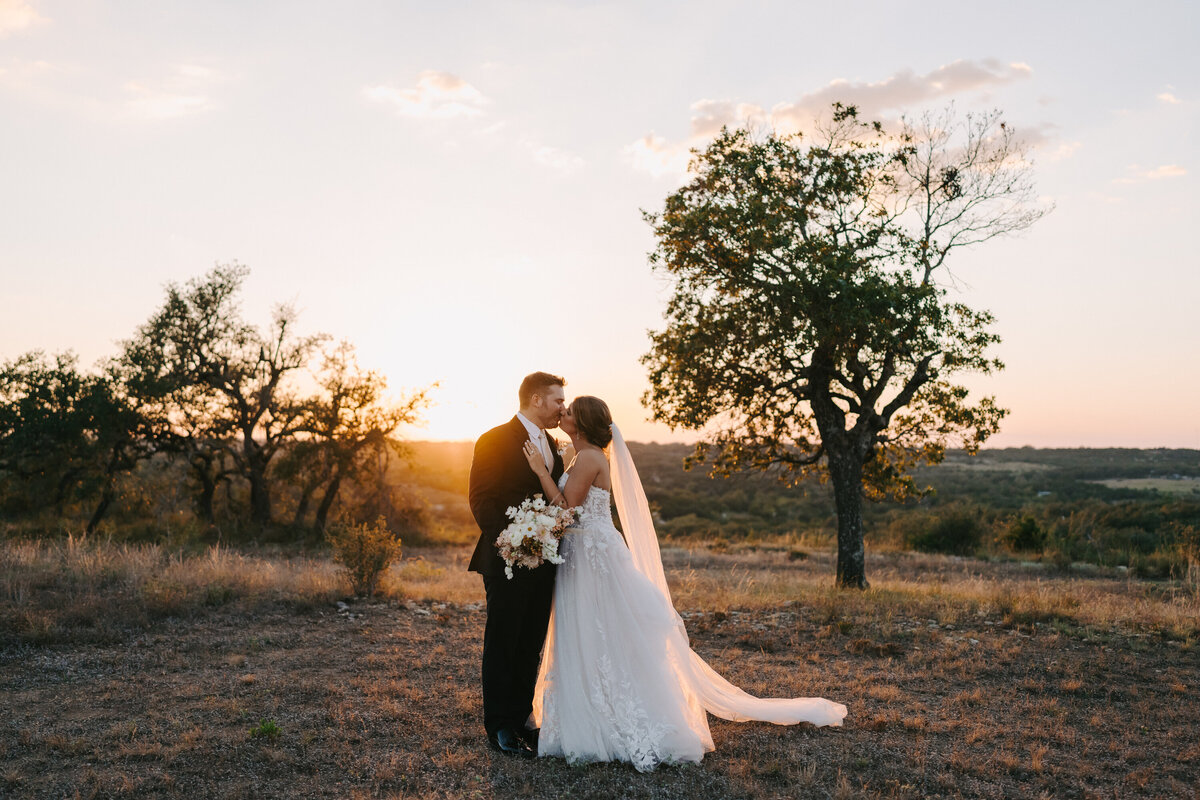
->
[[665, 545, 1199, 640], [4, 535, 1197, 647]]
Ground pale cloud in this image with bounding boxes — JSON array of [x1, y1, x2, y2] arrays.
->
[[1143, 164, 1186, 179], [770, 59, 1033, 131], [1113, 163, 1188, 184], [1157, 92, 1181, 105], [624, 132, 691, 179], [0, 56, 51, 79], [1046, 140, 1082, 162], [0, 0, 46, 37], [525, 140, 584, 174], [125, 84, 212, 119], [176, 64, 218, 80], [628, 59, 1036, 178], [363, 70, 488, 119], [687, 99, 770, 139], [124, 64, 222, 120]]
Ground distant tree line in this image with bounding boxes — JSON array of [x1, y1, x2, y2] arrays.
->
[[385, 439, 1200, 578], [0, 264, 430, 538]]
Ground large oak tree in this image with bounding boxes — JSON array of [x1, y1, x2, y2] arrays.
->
[[641, 105, 1048, 588]]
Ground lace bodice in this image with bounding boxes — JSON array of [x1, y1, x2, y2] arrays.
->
[[558, 473, 615, 526], [556, 472, 625, 580]]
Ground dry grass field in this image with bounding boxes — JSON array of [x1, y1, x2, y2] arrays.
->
[[2, 538, 1199, 799], [1090, 477, 1200, 497]]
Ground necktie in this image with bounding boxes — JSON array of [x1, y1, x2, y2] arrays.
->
[[537, 432, 552, 469]]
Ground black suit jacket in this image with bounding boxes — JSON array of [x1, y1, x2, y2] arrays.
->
[[467, 416, 565, 576]]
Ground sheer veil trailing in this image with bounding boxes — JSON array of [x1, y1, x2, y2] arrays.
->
[[608, 423, 848, 727]]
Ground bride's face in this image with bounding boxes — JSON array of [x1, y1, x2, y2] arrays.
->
[[559, 402, 578, 436]]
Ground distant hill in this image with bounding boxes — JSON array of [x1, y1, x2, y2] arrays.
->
[[397, 442, 1198, 520], [395, 442, 1198, 573]]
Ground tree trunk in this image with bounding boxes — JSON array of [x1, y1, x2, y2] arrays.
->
[[829, 449, 869, 589], [85, 480, 115, 535], [86, 447, 125, 535], [192, 461, 217, 524], [293, 481, 315, 528], [248, 465, 272, 527], [53, 468, 83, 515], [809, 350, 870, 590], [314, 471, 343, 531]]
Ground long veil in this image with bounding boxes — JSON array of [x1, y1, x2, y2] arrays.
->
[[609, 423, 847, 727]]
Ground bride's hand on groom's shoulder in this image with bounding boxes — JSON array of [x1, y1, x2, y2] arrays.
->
[[522, 441, 550, 476]]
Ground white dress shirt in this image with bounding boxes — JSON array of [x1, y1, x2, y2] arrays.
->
[[517, 412, 552, 469]]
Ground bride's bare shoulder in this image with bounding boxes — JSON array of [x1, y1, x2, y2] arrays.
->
[[573, 448, 606, 468], [574, 448, 611, 488]]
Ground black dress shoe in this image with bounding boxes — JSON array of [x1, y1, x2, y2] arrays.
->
[[492, 727, 535, 758], [518, 727, 539, 750]]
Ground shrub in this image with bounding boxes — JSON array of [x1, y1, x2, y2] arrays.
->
[[659, 513, 716, 538], [1168, 522, 1200, 594], [1001, 515, 1046, 552], [325, 516, 401, 598], [1043, 525, 1077, 573], [248, 719, 281, 742], [907, 510, 985, 556]]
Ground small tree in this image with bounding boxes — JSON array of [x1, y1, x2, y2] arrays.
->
[[0, 352, 151, 532], [281, 341, 431, 530], [642, 105, 1048, 588], [0, 352, 96, 515]]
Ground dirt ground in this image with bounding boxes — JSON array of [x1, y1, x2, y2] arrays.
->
[[3, 554, 1198, 800]]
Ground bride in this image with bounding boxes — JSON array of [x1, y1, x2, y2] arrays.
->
[[520, 395, 846, 771]]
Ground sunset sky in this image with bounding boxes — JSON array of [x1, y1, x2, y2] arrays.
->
[[2, 1, 1197, 447]]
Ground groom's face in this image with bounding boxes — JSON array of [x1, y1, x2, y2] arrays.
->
[[532, 386, 566, 429]]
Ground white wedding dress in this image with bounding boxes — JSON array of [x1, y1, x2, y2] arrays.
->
[[532, 426, 846, 772]]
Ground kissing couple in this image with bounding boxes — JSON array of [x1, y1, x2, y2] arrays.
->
[[467, 372, 847, 771]]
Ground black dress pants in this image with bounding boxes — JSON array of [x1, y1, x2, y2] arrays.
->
[[481, 566, 555, 736]]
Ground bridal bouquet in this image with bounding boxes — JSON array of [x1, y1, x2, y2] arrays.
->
[[496, 494, 579, 579]]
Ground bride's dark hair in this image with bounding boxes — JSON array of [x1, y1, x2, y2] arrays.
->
[[571, 396, 613, 448]]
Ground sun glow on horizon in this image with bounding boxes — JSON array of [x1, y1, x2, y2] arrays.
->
[[0, 1, 1196, 450]]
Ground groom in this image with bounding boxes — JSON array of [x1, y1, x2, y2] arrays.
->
[[468, 371, 566, 757]]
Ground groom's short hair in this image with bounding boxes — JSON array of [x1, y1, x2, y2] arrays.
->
[[519, 372, 566, 406]]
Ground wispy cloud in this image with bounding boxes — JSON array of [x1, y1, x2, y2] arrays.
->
[[0, 55, 51, 80], [1142, 164, 1186, 179], [1156, 92, 1181, 105], [627, 59, 1036, 178], [124, 64, 221, 120], [524, 139, 584, 174], [624, 133, 691, 179], [1113, 163, 1187, 184], [363, 70, 488, 119], [772, 59, 1033, 129], [0, 0, 46, 37], [1046, 140, 1082, 162]]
